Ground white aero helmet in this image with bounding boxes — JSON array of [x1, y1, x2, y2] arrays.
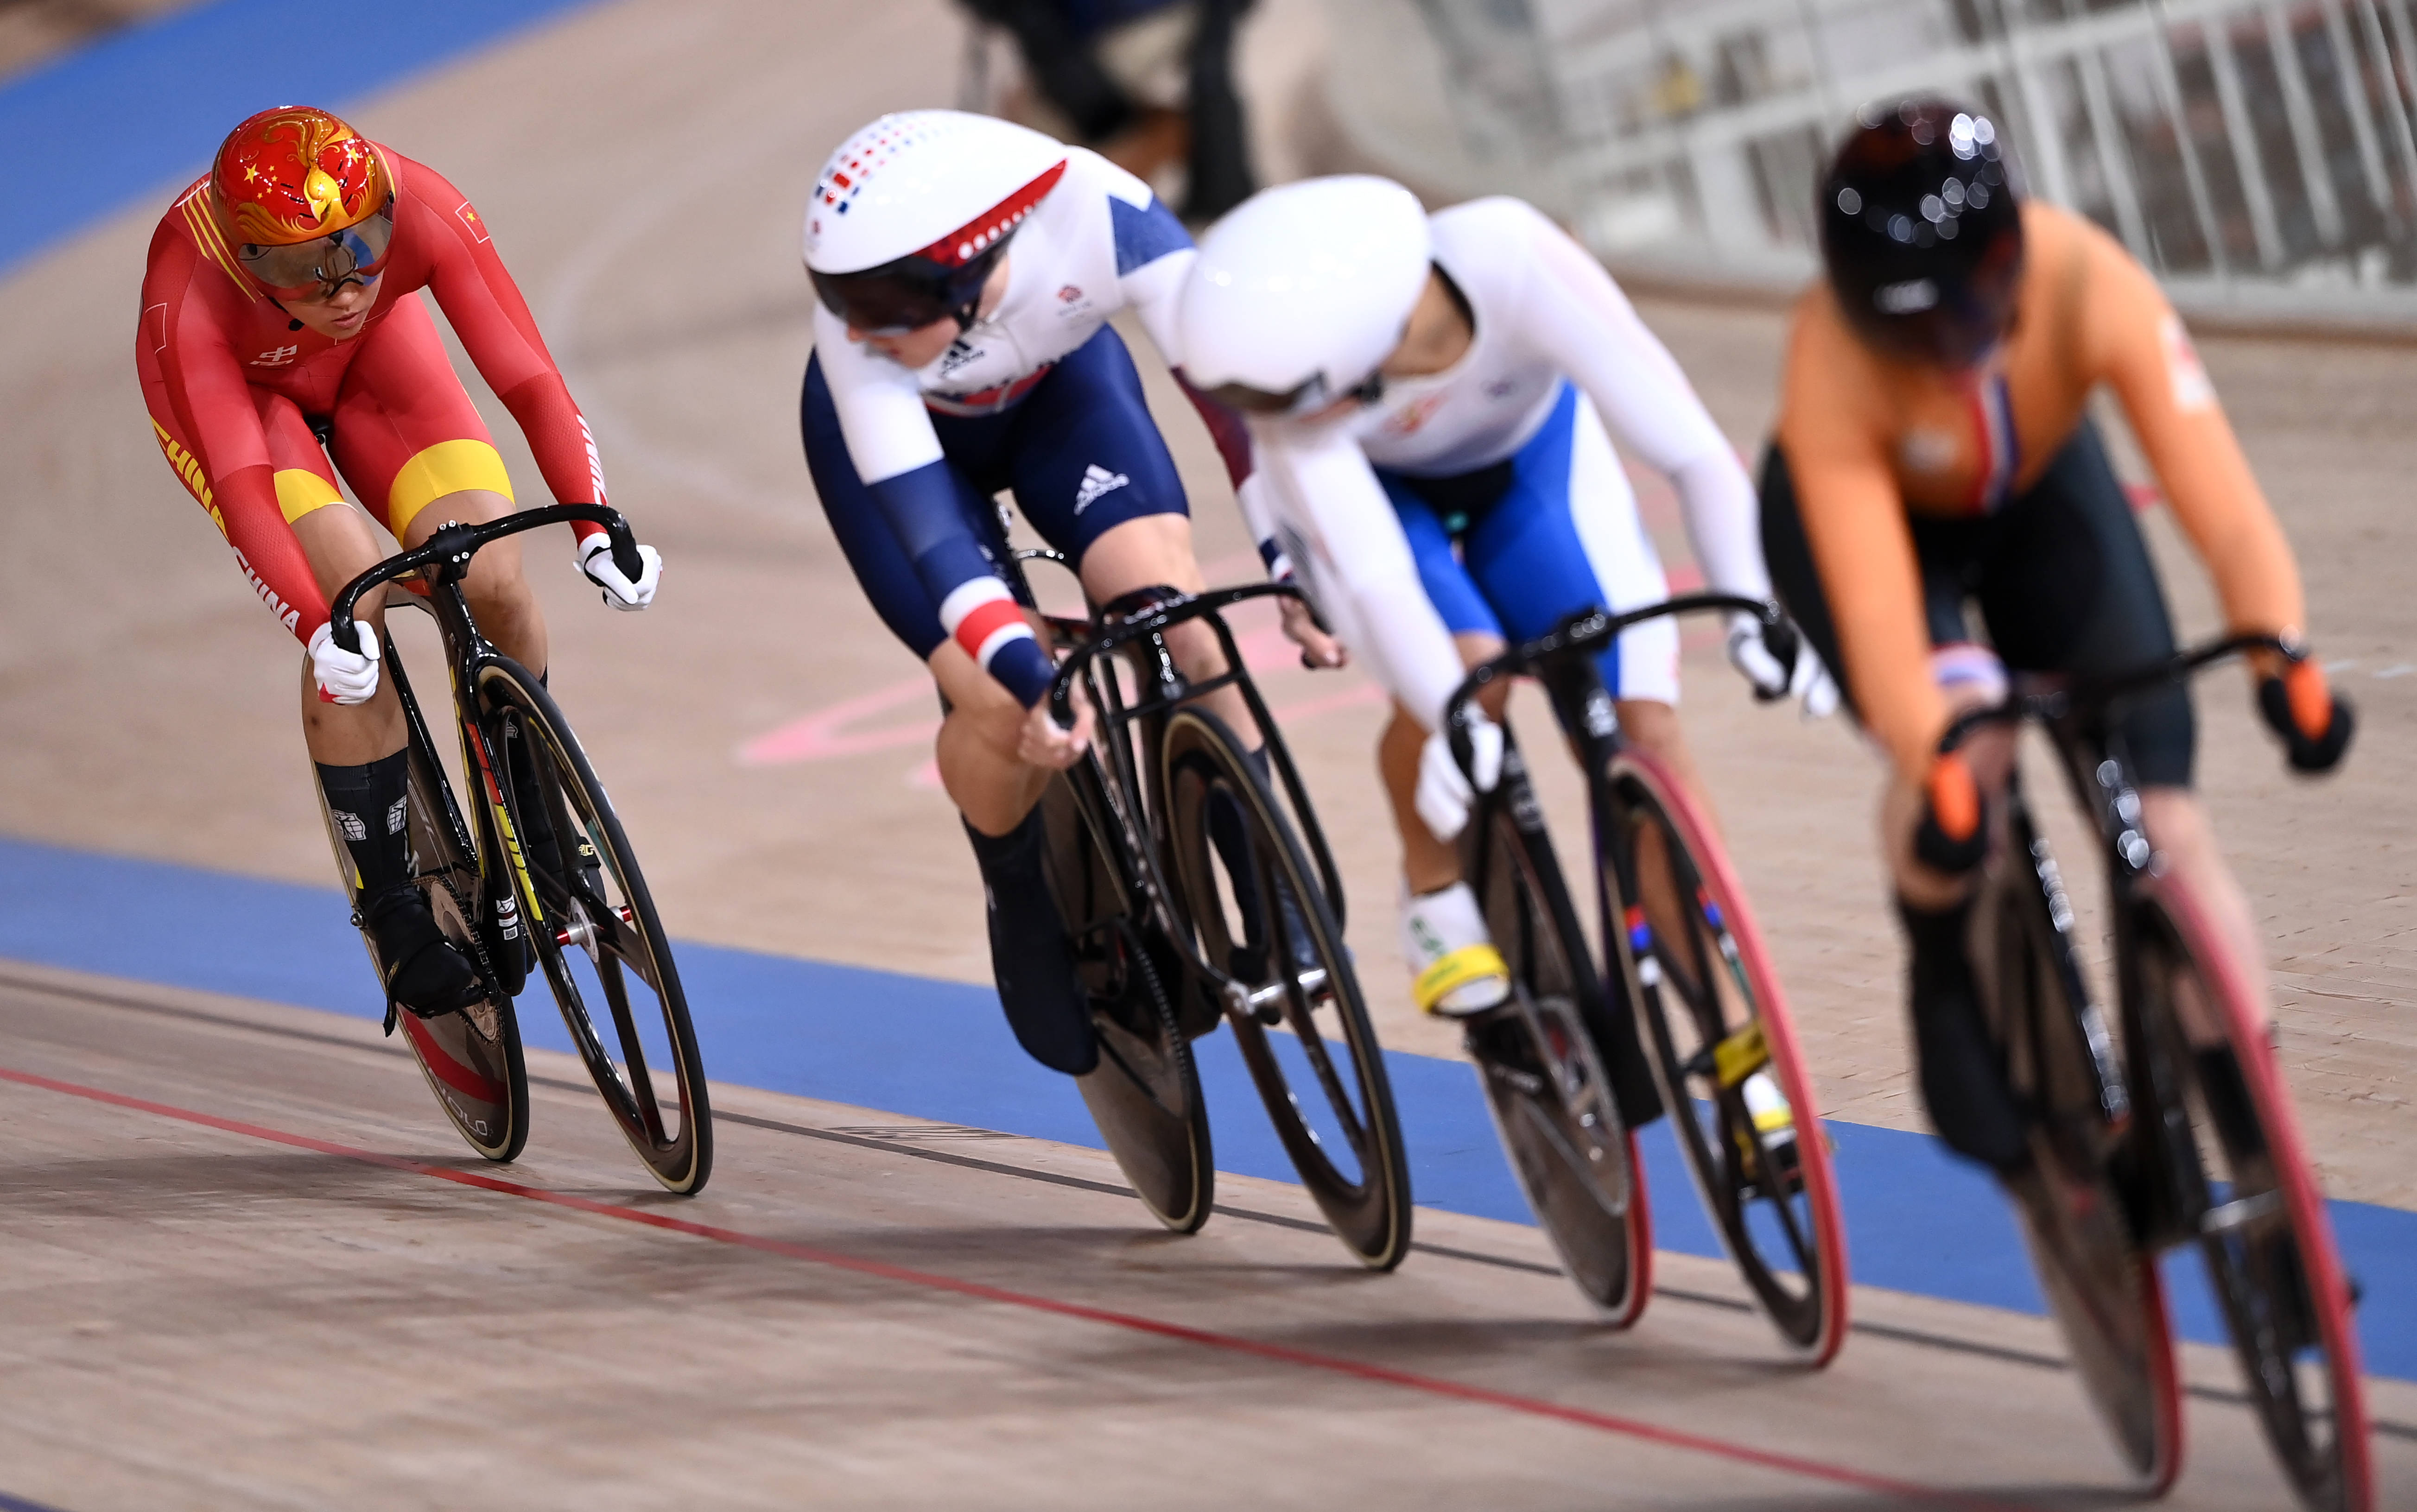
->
[[1180, 176, 1433, 416], [803, 110, 1069, 333]]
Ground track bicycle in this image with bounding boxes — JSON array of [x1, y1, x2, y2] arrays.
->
[[1441, 593, 1849, 1360], [1942, 633, 2369, 1510], [314, 504, 712, 1194], [1016, 549, 1412, 1269]]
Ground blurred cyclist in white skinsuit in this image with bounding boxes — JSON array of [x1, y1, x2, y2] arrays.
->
[[1176, 178, 1830, 1111]]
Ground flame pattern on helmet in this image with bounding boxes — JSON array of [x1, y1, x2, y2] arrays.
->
[[211, 106, 389, 248]]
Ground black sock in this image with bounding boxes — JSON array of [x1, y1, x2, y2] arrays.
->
[[503, 670, 561, 878], [1207, 745, 1271, 917], [965, 809, 1096, 1075], [318, 751, 414, 900], [1897, 896, 2031, 1175], [322, 752, 476, 1012]]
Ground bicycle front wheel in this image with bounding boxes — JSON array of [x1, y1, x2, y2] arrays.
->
[[1162, 706, 1411, 1270], [1979, 814, 2182, 1494], [1038, 771, 1214, 1234], [1603, 749, 1848, 1363], [1468, 753, 1650, 1324], [2136, 882, 2372, 1512], [482, 660, 712, 1195], [315, 654, 530, 1164]]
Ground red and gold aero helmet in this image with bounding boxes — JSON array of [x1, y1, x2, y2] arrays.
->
[[208, 106, 398, 299], [211, 106, 388, 246]]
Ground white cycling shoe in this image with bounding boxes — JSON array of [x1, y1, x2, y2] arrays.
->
[[1402, 881, 1512, 1017]]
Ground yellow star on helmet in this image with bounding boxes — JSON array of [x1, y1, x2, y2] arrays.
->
[[244, 165, 259, 181]]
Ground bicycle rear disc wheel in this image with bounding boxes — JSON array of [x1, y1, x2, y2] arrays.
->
[[484, 662, 712, 1195], [1469, 769, 1650, 1324], [1987, 861, 2182, 1493], [1162, 707, 1411, 1270], [1605, 750, 1847, 1362], [317, 716, 529, 1164], [2138, 885, 2372, 1512], [1040, 773, 1213, 1234]]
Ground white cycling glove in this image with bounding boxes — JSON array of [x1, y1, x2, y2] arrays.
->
[[1415, 713, 1504, 843], [308, 621, 382, 705], [578, 535, 663, 611], [1726, 614, 1839, 719]]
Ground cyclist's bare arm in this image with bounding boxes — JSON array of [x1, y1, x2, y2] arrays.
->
[[2081, 224, 2307, 662], [1775, 314, 1948, 782]]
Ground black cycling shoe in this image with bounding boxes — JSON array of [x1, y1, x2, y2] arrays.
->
[[1900, 897, 2032, 1175], [503, 724, 564, 886], [366, 884, 484, 1018], [1207, 779, 1323, 991], [965, 813, 1098, 1076]]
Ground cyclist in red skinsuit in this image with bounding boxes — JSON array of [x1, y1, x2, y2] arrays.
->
[[136, 105, 665, 1016]]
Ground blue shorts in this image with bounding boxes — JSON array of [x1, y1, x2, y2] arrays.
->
[[801, 323, 1189, 661], [1378, 382, 1679, 703]]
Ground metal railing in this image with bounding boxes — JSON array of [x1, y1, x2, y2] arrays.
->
[[1406, 0, 2417, 323]]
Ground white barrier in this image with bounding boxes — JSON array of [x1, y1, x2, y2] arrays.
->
[[1339, 0, 2417, 328]]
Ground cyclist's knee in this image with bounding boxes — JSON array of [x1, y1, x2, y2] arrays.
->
[[1612, 697, 1683, 755], [1078, 512, 1202, 600]]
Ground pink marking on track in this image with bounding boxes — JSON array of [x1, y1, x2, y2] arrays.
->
[[1270, 683, 1386, 721], [0, 1063, 2028, 1510], [739, 677, 939, 766]]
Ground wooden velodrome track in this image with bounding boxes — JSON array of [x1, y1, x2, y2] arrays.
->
[[0, 1, 2412, 1506]]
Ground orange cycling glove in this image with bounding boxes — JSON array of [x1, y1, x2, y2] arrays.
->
[[2257, 660, 2354, 773], [1914, 750, 1989, 875]]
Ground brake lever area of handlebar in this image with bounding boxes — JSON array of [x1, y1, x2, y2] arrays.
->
[[1931, 631, 2308, 758]]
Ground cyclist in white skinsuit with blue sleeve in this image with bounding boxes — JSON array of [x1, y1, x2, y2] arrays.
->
[[1178, 177, 1831, 1037]]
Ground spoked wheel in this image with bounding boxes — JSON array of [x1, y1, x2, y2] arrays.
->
[[1980, 822, 2182, 1495], [483, 660, 712, 1195], [316, 667, 530, 1164], [1467, 751, 1649, 1323], [1161, 707, 1411, 1270], [1038, 773, 1213, 1233], [2135, 885, 2372, 1512], [1604, 749, 1847, 1362]]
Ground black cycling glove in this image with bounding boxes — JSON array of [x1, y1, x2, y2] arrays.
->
[[2258, 670, 2354, 773]]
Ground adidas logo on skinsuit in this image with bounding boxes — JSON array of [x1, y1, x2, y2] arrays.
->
[[1073, 463, 1130, 514]]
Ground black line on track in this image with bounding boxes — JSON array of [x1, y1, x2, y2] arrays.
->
[[10, 963, 2415, 1445]]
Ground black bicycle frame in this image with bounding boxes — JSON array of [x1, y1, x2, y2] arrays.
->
[[328, 504, 644, 977], [1437, 592, 1799, 1124], [1938, 631, 2306, 1236], [1034, 567, 1345, 1019]]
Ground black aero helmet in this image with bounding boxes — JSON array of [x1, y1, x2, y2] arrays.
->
[[1821, 97, 2025, 367]]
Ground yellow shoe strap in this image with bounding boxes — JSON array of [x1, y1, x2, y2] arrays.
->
[[1712, 1020, 1771, 1089], [1415, 943, 1508, 1013]]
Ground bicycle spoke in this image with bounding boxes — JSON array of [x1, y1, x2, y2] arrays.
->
[[597, 957, 672, 1145], [1255, 827, 1370, 1157]]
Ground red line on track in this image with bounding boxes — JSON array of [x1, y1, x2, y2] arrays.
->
[[2, 1064, 2024, 1510]]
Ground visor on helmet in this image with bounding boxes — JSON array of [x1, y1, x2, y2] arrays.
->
[[240, 198, 395, 300], [812, 239, 1009, 336], [1202, 368, 1387, 420]]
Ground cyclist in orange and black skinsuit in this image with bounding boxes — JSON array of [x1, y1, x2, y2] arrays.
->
[[137, 105, 666, 1017], [1759, 97, 2352, 1174]]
